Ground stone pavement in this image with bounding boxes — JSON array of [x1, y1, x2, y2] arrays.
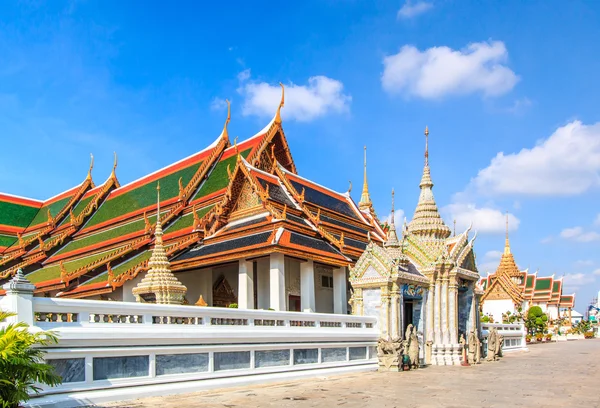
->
[[104, 340, 599, 408]]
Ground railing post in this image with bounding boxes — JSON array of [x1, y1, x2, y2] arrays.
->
[[1, 269, 36, 326]]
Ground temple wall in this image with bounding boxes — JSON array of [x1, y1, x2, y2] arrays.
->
[[315, 265, 334, 314], [362, 288, 382, 334], [458, 287, 473, 336], [482, 299, 514, 323]]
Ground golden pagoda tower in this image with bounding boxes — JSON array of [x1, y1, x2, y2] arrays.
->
[[132, 182, 187, 304], [358, 146, 373, 212], [406, 126, 451, 240]]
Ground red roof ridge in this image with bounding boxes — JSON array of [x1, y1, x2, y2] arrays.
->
[[0, 193, 43, 207]]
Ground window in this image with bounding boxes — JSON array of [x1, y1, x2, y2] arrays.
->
[[321, 275, 333, 288]]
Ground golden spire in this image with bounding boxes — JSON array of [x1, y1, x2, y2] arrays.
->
[[132, 180, 187, 304], [424, 126, 429, 166], [406, 126, 451, 239], [86, 153, 94, 181], [222, 99, 231, 141], [111, 151, 118, 179], [385, 188, 400, 247], [504, 211, 511, 255], [275, 83, 285, 124], [453, 219, 456, 237], [358, 146, 373, 211]]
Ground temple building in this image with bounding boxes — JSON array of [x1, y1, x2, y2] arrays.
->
[[0, 90, 387, 314], [479, 224, 576, 324], [349, 128, 481, 366]]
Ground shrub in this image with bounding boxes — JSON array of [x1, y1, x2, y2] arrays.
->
[[227, 303, 238, 308], [584, 331, 595, 339], [0, 310, 62, 407]]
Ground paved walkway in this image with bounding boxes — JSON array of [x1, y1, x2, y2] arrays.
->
[[105, 340, 599, 408]]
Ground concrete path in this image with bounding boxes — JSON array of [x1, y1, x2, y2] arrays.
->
[[104, 339, 600, 408]]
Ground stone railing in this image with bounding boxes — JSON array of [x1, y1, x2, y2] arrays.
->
[[481, 323, 527, 352], [0, 287, 377, 407]]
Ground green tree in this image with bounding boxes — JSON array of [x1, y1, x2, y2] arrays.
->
[[525, 306, 548, 335], [0, 310, 62, 408]]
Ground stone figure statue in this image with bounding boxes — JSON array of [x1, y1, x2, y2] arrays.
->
[[467, 329, 478, 364], [474, 333, 481, 364], [460, 334, 468, 365], [495, 333, 504, 359], [405, 324, 414, 342], [376, 337, 403, 372], [408, 326, 420, 369], [486, 327, 497, 362]]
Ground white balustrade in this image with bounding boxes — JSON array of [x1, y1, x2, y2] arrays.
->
[[481, 323, 528, 353]]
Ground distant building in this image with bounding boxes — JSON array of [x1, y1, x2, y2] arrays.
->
[[479, 226, 575, 324]]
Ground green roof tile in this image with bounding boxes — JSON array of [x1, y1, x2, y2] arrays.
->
[[58, 195, 94, 227], [0, 201, 39, 228], [26, 248, 120, 284], [28, 196, 73, 227], [85, 250, 153, 285], [0, 234, 17, 248], [54, 212, 164, 257], [191, 149, 251, 202], [85, 162, 201, 228], [535, 278, 552, 291], [525, 275, 535, 289], [165, 205, 213, 234]]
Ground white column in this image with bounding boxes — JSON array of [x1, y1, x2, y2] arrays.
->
[[2, 271, 36, 325], [333, 267, 347, 314], [300, 260, 316, 312], [426, 283, 434, 343], [441, 278, 449, 344], [390, 284, 400, 340], [434, 279, 441, 344], [449, 281, 457, 344], [400, 290, 406, 340], [256, 258, 270, 309], [238, 260, 254, 309], [270, 253, 286, 311]]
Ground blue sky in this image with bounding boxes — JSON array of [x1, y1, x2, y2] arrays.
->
[[1, 1, 599, 310]]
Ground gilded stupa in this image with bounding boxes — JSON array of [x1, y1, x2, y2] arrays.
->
[[132, 182, 187, 304], [406, 126, 451, 241]]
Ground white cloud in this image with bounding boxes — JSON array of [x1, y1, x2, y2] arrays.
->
[[385, 208, 406, 228], [560, 226, 600, 243], [237, 70, 351, 122], [381, 41, 518, 99], [594, 269, 600, 276], [397, 1, 433, 19], [477, 250, 503, 274], [540, 236, 553, 244], [563, 272, 596, 288], [594, 213, 600, 226], [210, 97, 228, 111], [506, 97, 532, 114], [575, 260, 594, 267], [471, 121, 600, 196], [443, 202, 519, 234]]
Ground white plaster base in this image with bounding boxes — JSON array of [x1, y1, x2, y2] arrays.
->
[[430, 343, 462, 366], [26, 363, 376, 408]]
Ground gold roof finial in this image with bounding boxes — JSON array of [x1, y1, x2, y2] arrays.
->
[[223, 99, 231, 141], [504, 211, 511, 255], [86, 153, 94, 181], [233, 136, 239, 156], [111, 151, 118, 178], [424, 126, 429, 167], [391, 188, 395, 225], [275, 82, 285, 124], [358, 146, 373, 211]]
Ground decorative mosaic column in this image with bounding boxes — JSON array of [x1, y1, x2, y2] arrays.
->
[[380, 286, 391, 340], [426, 281, 434, 343], [449, 277, 458, 344], [441, 275, 449, 345], [434, 278, 442, 344], [390, 282, 400, 340]]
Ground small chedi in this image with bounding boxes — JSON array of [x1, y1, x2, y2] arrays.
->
[[132, 183, 187, 305], [350, 128, 482, 366]]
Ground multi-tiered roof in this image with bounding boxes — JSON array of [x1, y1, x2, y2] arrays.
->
[[479, 220, 575, 309], [0, 91, 386, 299]]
